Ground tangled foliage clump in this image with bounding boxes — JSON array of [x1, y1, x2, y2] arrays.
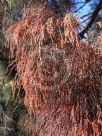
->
[[5, 2, 102, 136]]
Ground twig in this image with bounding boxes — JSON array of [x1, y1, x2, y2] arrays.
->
[[82, 16, 92, 23], [74, 3, 87, 13], [80, 12, 93, 19]]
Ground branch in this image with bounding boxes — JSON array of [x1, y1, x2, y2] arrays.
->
[[74, 2, 85, 5], [80, 12, 93, 19], [82, 16, 92, 23], [79, 0, 102, 39], [74, 3, 87, 13]]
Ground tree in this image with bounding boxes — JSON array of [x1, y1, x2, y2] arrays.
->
[[0, 0, 102, 136]]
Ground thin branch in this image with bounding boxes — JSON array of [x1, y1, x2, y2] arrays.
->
[[74, 2, 85, 5], [82, 16, 92, 23], [74, 3, 87, 13], [80, 12, 93, 19]]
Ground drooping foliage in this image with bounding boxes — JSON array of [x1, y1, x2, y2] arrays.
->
[[4, 1, 102, 136]]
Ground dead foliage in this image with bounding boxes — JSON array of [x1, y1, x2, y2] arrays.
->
[[4, 2, 102, 136]]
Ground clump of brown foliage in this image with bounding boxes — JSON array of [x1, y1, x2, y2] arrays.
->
[[4, 2, 102, 136]]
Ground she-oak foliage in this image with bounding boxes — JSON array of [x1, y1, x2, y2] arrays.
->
[[4, 1, 102, 136]]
